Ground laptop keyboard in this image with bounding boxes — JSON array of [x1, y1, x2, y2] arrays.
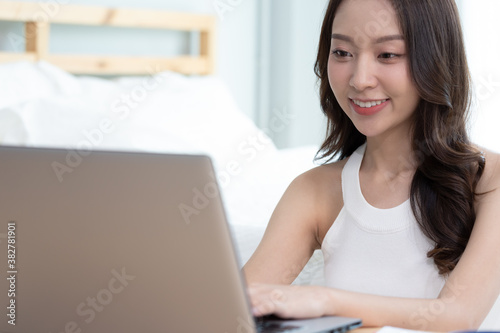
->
[[254, 316, 302, 333], [255, 320, 302, 332]]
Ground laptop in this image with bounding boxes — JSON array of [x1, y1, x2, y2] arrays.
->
[[0, 145, 362, 333]]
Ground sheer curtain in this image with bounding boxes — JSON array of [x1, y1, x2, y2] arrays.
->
[[461, 0, 500, 153]]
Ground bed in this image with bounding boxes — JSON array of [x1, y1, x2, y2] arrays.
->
[[0, 0, 325, 285]]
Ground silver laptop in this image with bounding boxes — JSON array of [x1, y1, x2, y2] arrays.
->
[[0, 146, 361, 333]]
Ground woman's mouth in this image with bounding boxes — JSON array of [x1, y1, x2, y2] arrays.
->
[[350, 98, 389, 116]]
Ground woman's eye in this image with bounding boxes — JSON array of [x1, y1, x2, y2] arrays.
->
[[331, 50, 351, 58], [379, 53, 399, 60]]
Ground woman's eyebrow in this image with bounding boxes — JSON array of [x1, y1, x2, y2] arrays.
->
[[374, 35, 404, 43], [331, 33, 353, 42], [331, 33, 404, 44]]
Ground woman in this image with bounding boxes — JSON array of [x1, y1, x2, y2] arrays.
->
[[243, 0, 500, 330]]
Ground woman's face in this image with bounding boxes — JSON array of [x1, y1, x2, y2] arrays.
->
[[328, 0, 421, 139]]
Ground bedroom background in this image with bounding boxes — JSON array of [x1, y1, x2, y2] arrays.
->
[[0, 0, 329, 285], [0, 0, 499, 328], [1, 0, 499, 150]]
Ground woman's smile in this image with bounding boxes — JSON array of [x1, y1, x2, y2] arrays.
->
[[349, 98, 390, 116]]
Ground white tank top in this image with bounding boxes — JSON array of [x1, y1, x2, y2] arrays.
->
[[321, 143, 446, 298]]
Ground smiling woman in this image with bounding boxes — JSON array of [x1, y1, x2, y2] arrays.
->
[[327, 0, 420, 139], [243, 0, 500, 330]]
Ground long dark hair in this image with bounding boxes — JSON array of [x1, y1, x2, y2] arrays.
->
[[314, 0, 485, 275]]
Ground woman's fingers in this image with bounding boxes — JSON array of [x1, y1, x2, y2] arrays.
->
[[247, 284, 331, 319]]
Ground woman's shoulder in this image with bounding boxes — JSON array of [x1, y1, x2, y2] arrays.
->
[[293, 158, 348, 191], [477, 147, 500, 194], [287, 158, 349, 233], [276, 157, 349, 212], [282, 158, 349, 209]]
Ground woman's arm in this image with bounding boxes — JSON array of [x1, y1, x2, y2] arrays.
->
[[249, 283, 478, 330], [243, 162, 344, 285], [248, 151, 500, 331]]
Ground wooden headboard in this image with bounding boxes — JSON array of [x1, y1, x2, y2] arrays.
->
[[0, 0, 216, 75]]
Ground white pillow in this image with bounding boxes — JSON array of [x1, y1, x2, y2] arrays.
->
[[0, 61, 81, 109], [1, 95, 200, 155], [107, 71, 278, 169], [0, 61, 277, 170]]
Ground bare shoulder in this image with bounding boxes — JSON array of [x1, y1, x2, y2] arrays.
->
[[290, 158, 348, 245], [292, 158, 347, 201], [473, 147, 500, 225], [295, 158, 346, 186], [476, 147, 500, 194]]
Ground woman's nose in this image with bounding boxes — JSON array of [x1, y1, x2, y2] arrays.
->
[[349, 57, 378, 91]]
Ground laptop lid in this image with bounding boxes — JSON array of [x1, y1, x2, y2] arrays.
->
[[0, 146, 361, 333]]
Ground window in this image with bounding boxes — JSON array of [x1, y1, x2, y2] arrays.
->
[[460, 1, 500, 152]]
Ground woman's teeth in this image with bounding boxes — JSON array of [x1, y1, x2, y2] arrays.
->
[[352, 99, 388, 108]]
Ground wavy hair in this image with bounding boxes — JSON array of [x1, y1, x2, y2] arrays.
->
[[314, 0, 485, 275]]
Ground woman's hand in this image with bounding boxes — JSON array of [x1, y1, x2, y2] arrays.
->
[[247, 283, 335, 319]]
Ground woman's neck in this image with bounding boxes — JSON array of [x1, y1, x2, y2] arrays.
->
[[363, 131, 417, 178]]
